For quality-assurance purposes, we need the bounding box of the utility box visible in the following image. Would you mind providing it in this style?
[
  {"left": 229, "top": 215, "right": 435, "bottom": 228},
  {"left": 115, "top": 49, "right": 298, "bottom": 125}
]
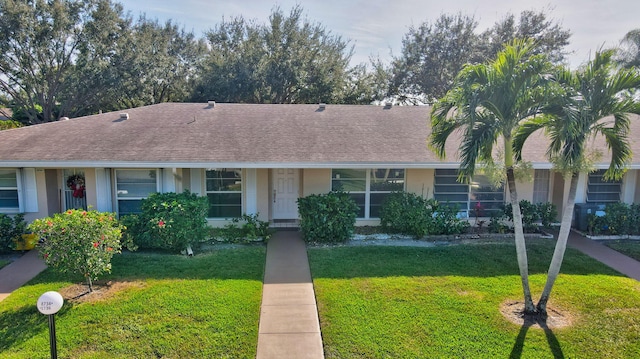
[{"left": 573, "top": 203, "right": 604, "bottom": 231}]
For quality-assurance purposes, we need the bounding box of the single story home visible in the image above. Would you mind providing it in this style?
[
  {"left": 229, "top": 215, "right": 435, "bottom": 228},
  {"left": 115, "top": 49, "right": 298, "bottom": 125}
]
[{"left": 1, "top": 102, "right": 639, "bottom": 228}]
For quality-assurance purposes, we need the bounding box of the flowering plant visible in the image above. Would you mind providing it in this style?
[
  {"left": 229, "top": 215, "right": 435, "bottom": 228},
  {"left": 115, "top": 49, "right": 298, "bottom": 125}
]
[
  {"left": 66, "top": 174, "right": 86, "bottom": 198},
  {"left": 29, "top": 209, "right": 126, "bottom": 292}
]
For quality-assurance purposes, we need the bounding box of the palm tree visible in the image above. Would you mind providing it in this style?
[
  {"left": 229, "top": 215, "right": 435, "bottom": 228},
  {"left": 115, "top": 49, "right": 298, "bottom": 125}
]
[
  {"left": 514, "top": 49, "right": 640, "bottom": 316},
  {"left": 430, "top": 39, "right": 553, "bottom": 314}
]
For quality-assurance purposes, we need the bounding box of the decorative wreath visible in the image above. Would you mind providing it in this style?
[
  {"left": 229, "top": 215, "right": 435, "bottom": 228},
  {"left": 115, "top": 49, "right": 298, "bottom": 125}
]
[{"left": 66, "top": 174, "right": 86, "bottom": 198}]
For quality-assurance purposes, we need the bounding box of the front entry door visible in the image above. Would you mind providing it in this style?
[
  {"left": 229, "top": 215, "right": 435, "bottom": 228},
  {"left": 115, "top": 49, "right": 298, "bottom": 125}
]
[{"left": 272, "top": 169, "right": 299, "bottom": 219}]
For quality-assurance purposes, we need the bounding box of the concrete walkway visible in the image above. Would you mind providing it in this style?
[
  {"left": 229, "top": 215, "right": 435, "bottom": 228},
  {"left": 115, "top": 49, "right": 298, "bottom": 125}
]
[
  {"left": 256, "top": 231, "right": 324, "bottom": 359},
  {"left": 567, "top": 230, "right": 640, "bottom": 281},
  {"left": 0, "top": 250, "right": 47, "bottom": 302}
]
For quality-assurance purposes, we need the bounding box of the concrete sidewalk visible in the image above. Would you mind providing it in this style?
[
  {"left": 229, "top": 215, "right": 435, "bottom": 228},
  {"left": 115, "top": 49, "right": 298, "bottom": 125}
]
[
  {"left": 256, "top": 231, "right": 324, "bottom": 359},
  {"left": 0, "top": 250, "right": 47, "bottom": 302},
  {"left": 567, "top": 230, "right": 640, "bottom": 281}
]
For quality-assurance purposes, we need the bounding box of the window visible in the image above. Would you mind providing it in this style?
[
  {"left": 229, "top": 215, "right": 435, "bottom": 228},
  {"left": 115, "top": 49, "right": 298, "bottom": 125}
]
[
  {"left": 532, "top": 169, "right": 550, "bottom": 204},
  {"left": 470, "top": 175, "right": 504, "bottom": 217},
  {"left": 206, "top": 169, "right": 242, "bottom": 218},
  {"left": 587, "top": 169, "right": 621, "bottom": 204},
  {"left": 0, "top": 169, "right": 19, "bottom": 211},
  {"left": 434, "top": 169, "right": 469, "bottom": 215},
  {"left": 434, "top": 169, "right": 504, "bottom": 217},
  {"left": 331, "top": 169, "right": 405, "bottom": 218},
  {"left": 115, "top": 169, "right": 158, "bottom": 216}
]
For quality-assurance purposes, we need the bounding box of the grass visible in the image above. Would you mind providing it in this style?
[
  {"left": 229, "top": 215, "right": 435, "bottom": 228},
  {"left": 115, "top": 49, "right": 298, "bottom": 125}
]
[
  {"left": 0, "top": 247, "right": 265, "bottom": 359},
  {"left": 0, "top": 258, "right": 10, "bottom": 270},
  {"left": 605, "top": 240, "right": 640, "bottom": 261},
  {"left": 309, "top": 240, "right": 640, "bottom": 359}
]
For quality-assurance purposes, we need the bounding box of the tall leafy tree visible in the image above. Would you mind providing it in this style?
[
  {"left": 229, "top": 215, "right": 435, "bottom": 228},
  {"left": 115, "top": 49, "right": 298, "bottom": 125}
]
[
  {"left": 0, "top": 0, "right": 128, "bottom": 123},
  {"left": 193, "top": 6, "right": 365, "bottom": 104},
  {"left": 430, "top": 40, "right": 553, "bottom": 314},
  {"left": 514, "top": 50, "right": 640, "bottom": 316},
  {"left": 389, "top": 13, "right": 479, "bottom": 104},
  {"left": 390, "top": 9, "right": 570, "bottom": 104},
  {"left": 113, "top": 17, "right": 207, "bottom": 109},
  {"left": 477, "top": 10, "right": 571, "bottom": 63},
  {"left": 616, "top": 28, "right": 640, "bottom": 69}
]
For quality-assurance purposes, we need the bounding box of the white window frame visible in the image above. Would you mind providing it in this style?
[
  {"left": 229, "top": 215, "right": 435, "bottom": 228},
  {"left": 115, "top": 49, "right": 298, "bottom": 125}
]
[
  {"left": 332, "top": 168, "right": 406, "bottom": 219},
  {"left": 205, "top": 168, "right": 243, "bottom": 219},
  {"left": 114, "top": 169, "right": 160, "bottom": 215},
  {"left": 0, "top": 169, "right": 20, "bottom": 213}
]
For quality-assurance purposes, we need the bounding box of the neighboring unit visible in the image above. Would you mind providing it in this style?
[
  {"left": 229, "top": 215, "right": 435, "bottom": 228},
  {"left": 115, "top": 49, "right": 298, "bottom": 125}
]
[{"left": 1, "top": 103, "right": 639, "bottom": 227}]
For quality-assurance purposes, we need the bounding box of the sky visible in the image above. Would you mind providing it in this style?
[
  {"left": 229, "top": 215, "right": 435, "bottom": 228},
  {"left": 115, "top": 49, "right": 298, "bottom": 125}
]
[{"left": 117, "top": 0, "right": 639, "bottom": 68}]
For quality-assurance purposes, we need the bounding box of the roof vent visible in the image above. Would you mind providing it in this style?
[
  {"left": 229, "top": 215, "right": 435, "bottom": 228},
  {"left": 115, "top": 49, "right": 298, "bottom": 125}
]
[
  {"left": 119, "top": 113, "right": 129, "bottom": 120},
  {"left": 384, "top": 102, "right": 393, "bottom": 109},
  {"left": 208, "top": 100, "right": 216, "bottom": 107},
  {"left": 59, "top": 117, "right": 69, "bottom": 121},
  {"left": 318, "top": 103, "right": 326, "bottom": 110}
]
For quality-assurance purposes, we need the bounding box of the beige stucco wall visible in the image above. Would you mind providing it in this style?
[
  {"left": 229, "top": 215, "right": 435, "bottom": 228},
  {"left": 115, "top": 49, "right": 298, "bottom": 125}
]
[
  {"left": 83, "top": 168, "right": 98, "bottom": 210},
  {"left": 302, "top": 168, "right": 331, "bottom": 196},
  {"left": 515, "top": 170, "right": 535, "bottom": 203},
  {"left": 256, "top": 168, "right": 270, "bottom": 221},
  {"left": 406, "top": 169, "right": 434, "bottom": 198},
  {"left": 181, "top": 168, "right": 191, "bottom": 192},
  {"left": 44, "top": 169, "right": 59, "bottom": 216}
]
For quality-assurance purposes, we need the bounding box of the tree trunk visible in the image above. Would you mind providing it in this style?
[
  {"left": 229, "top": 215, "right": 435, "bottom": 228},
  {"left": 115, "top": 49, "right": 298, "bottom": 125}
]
[
  {"left": 506, "top": 167, "right": 537, "bottom": 314},
  {"left": 87, "top": 275, "right": 94, "bottom": 293},
  {"left": 537, "top": 172, "right": 578, "bottom": 315}
]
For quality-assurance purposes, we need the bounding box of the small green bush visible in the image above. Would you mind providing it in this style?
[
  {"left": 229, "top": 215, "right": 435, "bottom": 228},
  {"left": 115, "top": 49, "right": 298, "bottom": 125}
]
[
  {"left": 297, "top": 191, "right": 358, "bottom": 243},
  {"left": 536, "top": 202, "right": 558, "bottom": 227},
  {"left": 586, "top": 203, "right": 640, "bottom": 236},
  {"left": 601, "top": 202, "right": 629, "bottom": 235},
  {"left": 503, "top": 200, "right": 538, "bottom": 232},
  {"left": 0, "top": 213, "right": 26, "bottom": 253},
  {"left": 123, "top": 191, "right": 209, "bottom": 251},
  {"left": 211, "top": 213, "right": 272, "bottom": 243},
  {"left": 629, "top": 204, "right": 640, "bottom": 235},
  {"left": 503, "top": 200, "right": 557, "bottom": 233},
  {"left": 488, "top": 209, "right": 509, "bottom": 233},
  {"left": 380, "top": 192, "right": 468, "bottom": 237},
  {"left": 29, "top": 210, "right": 125, "bottom": 291}
]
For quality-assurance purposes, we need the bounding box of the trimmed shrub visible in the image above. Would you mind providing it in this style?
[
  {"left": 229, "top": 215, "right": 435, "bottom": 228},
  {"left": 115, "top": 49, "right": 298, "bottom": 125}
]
[
  {"left": 536, "top": 202, "right": 558, "bottom": 228},
  {"left": 29, "top": 210, "right": 125, "bottom": 291},
  {"left": 0, "top": 213, "right": 27, "bottom": 253},
  {"left": 503, "top": 200, "right": 538, "bottom": 232},
  {"left": 601, "top": 202, "right": 629, "bottom": 235},
  {"left": 380, "top": 192, "right": 468, "bottom": 237},
  {"left": 123, "top": 191, "right": 209, "bottom": 251},
  {"left": 629, "top": 204, "right": 640, "bottom": 235},
  {"left": 297, "top": 191, "right": 358, "bottom": 243},
  {"left": 503, "top": 200, "right": 557, "bottom": 232},
  {"left": 211, "top": 213, "right": 273, "bottom": 243}
]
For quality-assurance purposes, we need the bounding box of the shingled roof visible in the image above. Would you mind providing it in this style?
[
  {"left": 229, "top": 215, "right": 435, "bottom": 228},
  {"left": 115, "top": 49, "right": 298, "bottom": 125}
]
[{"left": 0, "top": 102, "right": 638, "bottom": 168}]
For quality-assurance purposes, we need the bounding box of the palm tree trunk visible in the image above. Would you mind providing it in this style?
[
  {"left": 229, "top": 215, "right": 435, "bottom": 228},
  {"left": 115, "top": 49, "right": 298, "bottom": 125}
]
[
  {"left": 506, "top": 167, "right": 536, "bottom": 314},
  {"left": 537, "top": 172, "right": 578, "bottom": 315}
]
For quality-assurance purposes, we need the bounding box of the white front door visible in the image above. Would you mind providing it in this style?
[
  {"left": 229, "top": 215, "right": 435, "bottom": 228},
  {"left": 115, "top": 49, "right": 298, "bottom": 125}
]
[{"left": 272, "top": 169, "right": 299, "bottom": 219}]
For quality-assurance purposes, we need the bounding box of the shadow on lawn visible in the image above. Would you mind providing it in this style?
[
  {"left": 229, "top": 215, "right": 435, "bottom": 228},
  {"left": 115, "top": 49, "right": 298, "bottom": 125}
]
[
  {"left": 510, "top": 319, "right": 565, "bottom": 359},
  {"left": 0, "top": 303, "right": 72, "bottom": 352},
  {"left": 308, "top": 241, "right": 622, "bottom": 279}
]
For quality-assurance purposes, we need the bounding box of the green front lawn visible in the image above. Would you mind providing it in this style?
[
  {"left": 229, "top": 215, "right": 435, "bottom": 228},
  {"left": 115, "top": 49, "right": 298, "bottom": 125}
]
[
  {"left": 605, "top": 240, "right": 640, "bottom": 261},
  {"left": 0, "top": 259, "right": 10, "bottom": 270},
  {"left": 309, "top": 241, "right": 640, "bottom": 358},
  {"left": 0, "top": 247, "right": 265, "bottom": 359}
]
